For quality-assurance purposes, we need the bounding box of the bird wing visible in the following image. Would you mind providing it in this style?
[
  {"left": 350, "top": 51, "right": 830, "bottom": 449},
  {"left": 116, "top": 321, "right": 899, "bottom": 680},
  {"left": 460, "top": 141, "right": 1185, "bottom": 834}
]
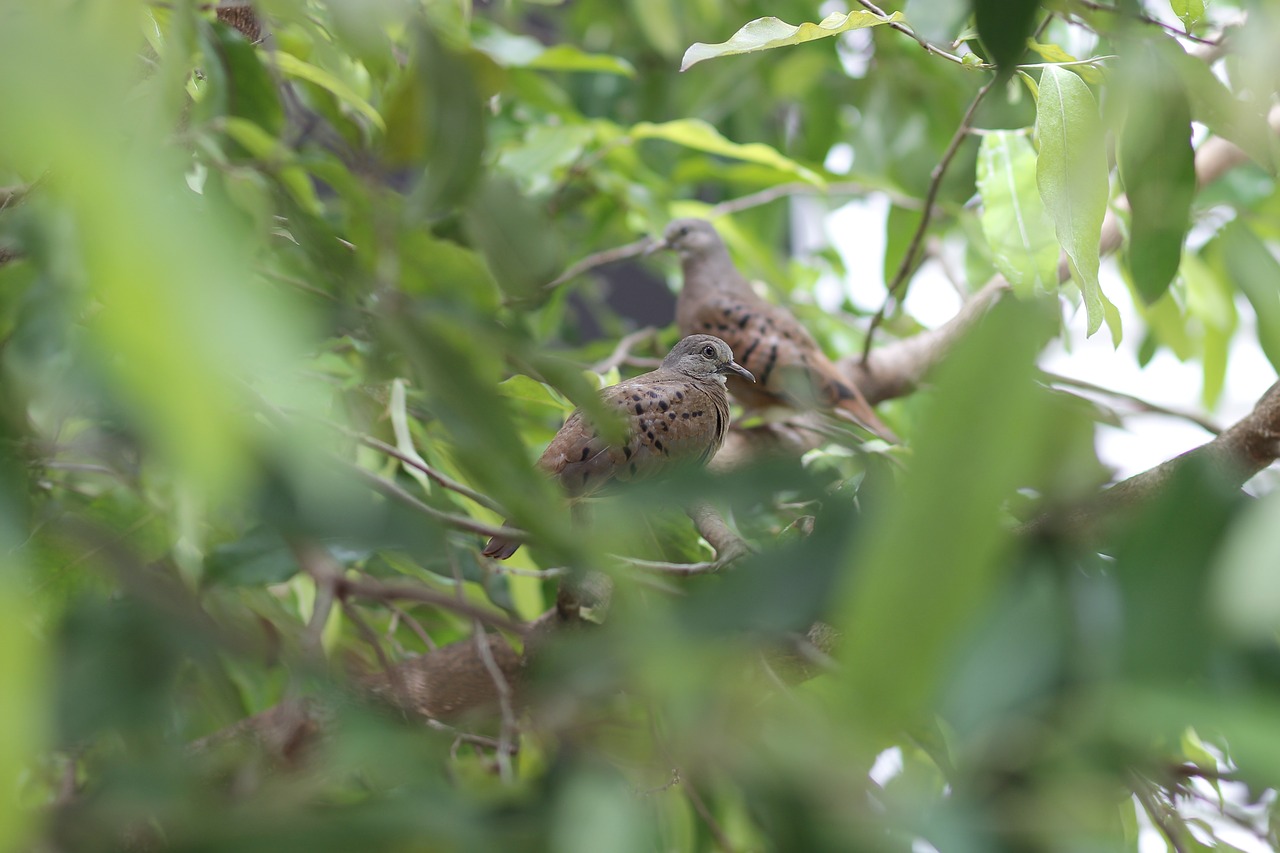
[
  {"left": 537, "top": 374, "right": 729, "bottom": 497},
  {"left": 685, "top": 291, "right": 897, "bottom": 442}
]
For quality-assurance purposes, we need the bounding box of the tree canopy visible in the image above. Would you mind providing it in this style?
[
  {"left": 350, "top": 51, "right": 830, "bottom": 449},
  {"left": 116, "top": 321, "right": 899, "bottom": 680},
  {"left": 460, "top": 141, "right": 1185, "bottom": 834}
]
[{"left": 3, "top": 1, "right": 1280, "bottom": 851}]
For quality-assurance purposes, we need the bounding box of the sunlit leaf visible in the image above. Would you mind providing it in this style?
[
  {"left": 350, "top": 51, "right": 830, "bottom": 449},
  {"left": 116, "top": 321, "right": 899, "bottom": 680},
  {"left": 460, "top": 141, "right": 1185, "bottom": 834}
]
[
  {"left": 680, "top": 10, "right": 904, "bottom": 72},
  {"left": 1211, "top": 221, "right": 1280, "bottom": 374},
  {"left": 1035, "top": 66, "right": 1110, "bottom": 336},
  {"left": 976, "top": 130, "right": 1059, "bottom": 296},
  {"left": 273, "top": 52, "right": 385, "bottom": 131},
  {"left": 631, "top": 119, "right": 824, "bottom": 185}
]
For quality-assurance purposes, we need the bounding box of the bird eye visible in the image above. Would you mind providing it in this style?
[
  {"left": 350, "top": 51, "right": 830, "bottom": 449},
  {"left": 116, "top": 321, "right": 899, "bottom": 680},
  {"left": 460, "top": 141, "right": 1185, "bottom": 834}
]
[
  {"left": 677, "top": 226, "right": 690, "bottom": 237},
  {"left": 702, "top": 345, "right": 716, "bottom": 358}
]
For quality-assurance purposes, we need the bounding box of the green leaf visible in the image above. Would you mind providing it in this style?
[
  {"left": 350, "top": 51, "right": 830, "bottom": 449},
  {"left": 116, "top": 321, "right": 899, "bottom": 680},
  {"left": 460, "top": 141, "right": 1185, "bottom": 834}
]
[
  {"left": 882, "top": 204, "right": 924, "bottom": 290},
  {"left": 631, "top": 119, "right": 824, "bottom": 185},
  {"left": 1170, "top": 0, "right": 1204, "bottom": 29},
  {"left": 463, "top": 176, "right": 564, "bottom": 301},
  {"left": 837, "top": 299, "right": 1073, "bottom": 729},
  {"left": 680, "top": 10, "right": 904, "bottom": 72},
  {"left": 0, "top": 577, "right": 44, "bottom": 853},
  {"left": 204, "top": 527, "right": 299, "bottom": 586},
  {"left": 473, "top": 29, "right": 635, "bottom": 77},
  {"left": 1025, "top": 39, "right": 1103, "bottom": 85},
  {"left": 1035, "top": 65, "right": 1110, "bottom": 336},
  {"left": 976, "top": 130, "right": 1059, "bottom": 296},
  {"left": 1211, "top": 221, "right": 1280, "bottom": 373},
  {"left": 972, "top": 0, "right": 1039, "bottom": 75},
  {"left": 1164, "top": 41, "right": 1274, "bottom": 171},
  {"left": 272, "top": 51, "right": 384, "bottom": 131},
  {"left": 1181, "top": 251, "right": 1236, "bottom": 408},
  {"left": 1118, "top": 44, "right": 1195, "bottom": 304},
  {"left": 497, "top": 374, "right": 574, "bottom": 413},
  {"left": 196, "top": 21, "right": 283, "bottom": 135}
]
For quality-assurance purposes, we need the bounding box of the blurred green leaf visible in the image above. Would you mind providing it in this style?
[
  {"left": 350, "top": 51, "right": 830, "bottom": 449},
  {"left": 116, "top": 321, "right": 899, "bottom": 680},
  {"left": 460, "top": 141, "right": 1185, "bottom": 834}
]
[
  {"left": 195, "top": 21, "right": 283, "bottom": 136},
  {"left": 204, "top": 527, "right": 299, "bottom": 587},
  {"left": 1117, "top": 43, "right": 1195, "bottom": 304},
  {"left": 463, "top": 176, "right": 564, "bottom": 301},
  {"left": 837, "top": 299, "right": 1066, "bottom": 728},
  {"left": 0, "top": 576, "right": 44, "bottom": 853},
  {"left": 273, "top": 52, "right": 385, "bottom": 131},
  {"left": 1166, "top": 41, "right": 1275, "bottom": 171},
  {"left": 1036, "top": 65, "right": 1111, "bottom": 336},
  {"left": 680, "top": 10, "right": 904, "bottom": 72},
  {"left": 1211, "top": 221, "right": 1280, "bottom": 374},
  {"left": 1170, "top": 0, "right": 1204, "bottom": 30},
  {"left": 976, "top": 130, "right": 1059, "bottom": 296},
  {"left": 972, "top": 0, "right": 1040, "bottom": 75}
]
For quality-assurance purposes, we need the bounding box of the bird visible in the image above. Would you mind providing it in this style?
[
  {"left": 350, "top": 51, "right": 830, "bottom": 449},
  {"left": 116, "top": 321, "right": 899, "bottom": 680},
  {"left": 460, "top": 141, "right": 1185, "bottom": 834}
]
[
  {"left": 482, "top": 334, "right": 754, "bottom": 559},
  {"left": 652, "top": 218, "right": 898, "bottom": 443}
]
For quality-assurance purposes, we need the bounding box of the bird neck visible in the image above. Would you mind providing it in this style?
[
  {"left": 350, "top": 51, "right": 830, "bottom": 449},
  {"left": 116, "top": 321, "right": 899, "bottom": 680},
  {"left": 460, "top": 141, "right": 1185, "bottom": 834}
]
[{"left": 680, "top": 245, "right": 750, "bottom": 296}]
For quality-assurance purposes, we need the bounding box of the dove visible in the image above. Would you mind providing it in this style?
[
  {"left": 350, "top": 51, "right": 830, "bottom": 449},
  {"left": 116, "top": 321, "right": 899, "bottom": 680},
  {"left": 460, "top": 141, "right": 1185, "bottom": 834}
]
[
  {"left": 483, "top": 334, "right": 753, "bottom": 559},
  {"left": 654, "top": 218, "right": 897, "bottom": 443}
]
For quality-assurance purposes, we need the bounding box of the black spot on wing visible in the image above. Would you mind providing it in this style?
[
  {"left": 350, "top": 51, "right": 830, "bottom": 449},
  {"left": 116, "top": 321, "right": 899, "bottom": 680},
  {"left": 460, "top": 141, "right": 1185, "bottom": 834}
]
[
  {"left": 739, "top": 338, "right": 760, "bottom": 366},
  {"left": 737, "top": 314, "right": 751, "bottom": 329},
  {"left": 635, "top": 403, "right": 643, "bottom": 414},
  {"left": 760, "top": 344, "right": 779, "bottom": 386}
]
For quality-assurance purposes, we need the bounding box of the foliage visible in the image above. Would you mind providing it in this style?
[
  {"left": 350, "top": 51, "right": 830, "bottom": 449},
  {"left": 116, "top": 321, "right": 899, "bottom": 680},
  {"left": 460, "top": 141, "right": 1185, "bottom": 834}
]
[{"left": 1, "top": 0, "right": 1278, "bottom": 851}]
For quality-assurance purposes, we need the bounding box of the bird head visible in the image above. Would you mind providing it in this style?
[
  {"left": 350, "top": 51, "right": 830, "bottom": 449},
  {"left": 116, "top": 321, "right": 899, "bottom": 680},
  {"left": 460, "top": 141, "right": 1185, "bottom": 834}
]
[
  {"left": 663, "top": 334, "right": 755, "bottom": 384},
  {"left": 646, "top": 218, "right": 723, "bottom": 258}
]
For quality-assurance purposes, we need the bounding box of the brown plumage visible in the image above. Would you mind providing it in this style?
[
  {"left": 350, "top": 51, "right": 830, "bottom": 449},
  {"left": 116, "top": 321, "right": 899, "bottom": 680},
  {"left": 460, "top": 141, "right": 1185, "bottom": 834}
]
[
  {"left": 482, "top": 334, "right": 754, "bottom": 559},
  {"left": 655, "top": 218, "right": 898, "bottom": 443}
]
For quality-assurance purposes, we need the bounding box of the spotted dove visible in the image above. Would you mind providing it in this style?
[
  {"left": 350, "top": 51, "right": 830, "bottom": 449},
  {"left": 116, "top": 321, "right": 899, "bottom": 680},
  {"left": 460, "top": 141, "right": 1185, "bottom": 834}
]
[
  {"left": 654, "top": 218, "right": 898, "bottom": 443},
  {"left": 482, "top": 334, "right": 754, "bottom": 559}
]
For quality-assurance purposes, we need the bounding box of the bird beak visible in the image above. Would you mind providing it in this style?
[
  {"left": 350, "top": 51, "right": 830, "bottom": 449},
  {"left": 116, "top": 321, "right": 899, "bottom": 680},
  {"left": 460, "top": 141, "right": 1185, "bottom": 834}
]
[
  {"left": 642, "top": 236, "right": 669, "bottom": 257},
  {"left": 721, "top": 360, "right": 755, "bottom": 383}
]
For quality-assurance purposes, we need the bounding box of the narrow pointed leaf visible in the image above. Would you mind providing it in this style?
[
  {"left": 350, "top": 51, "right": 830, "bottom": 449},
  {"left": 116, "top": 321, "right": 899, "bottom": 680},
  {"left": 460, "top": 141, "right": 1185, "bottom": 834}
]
[
  {"left": 972, "top": 0, "right": 1040, "bottom": 74},
  {"left": 1035, "top": 65, "right": 1110, "bottom": 335},
  {"left": 680, "top": 11, "right": 903, "bottom": 72},
  {"left": 1118, "top": 44, "right": 1195, "bottom": 303},
  {"left": 631, "top": 119, "right": 824, "bottom": 185}
]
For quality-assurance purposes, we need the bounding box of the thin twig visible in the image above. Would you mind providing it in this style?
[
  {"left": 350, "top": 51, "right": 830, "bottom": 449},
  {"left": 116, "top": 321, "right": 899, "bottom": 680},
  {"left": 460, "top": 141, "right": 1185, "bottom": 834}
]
[
  {"left": 861, "top": 75, "right": 997, "bottom": 363},
  {"left": 342, "top": 459, "right": 525, "bottom": 542},
  {"left": 852, "top": 0, "right": 979, "bottom": 66},
  {"left": 353, "top": 431, "right": 503, "bottom": 513},
  {"left": 546, "top": 182, "right": 925, "bottom": 291},
  {"left": 592, "top": 327, "right": 660, "bottom": 374},
  {"left": 341, "top": 595, "right": 411, "bottom": 709},
  {"left": 1042, "top": 371, "right": 1222, "bottom": 434},
  {"left": 388, "top": 602, "right": 438, "bottom": 651},
  {"left": 473, "top": 621, "right": 518, "bottom": 782},
  {"left": 485, "top": 562, "right": 567, "bottom": 579},
  {"left": 339, "top": 575, "right": 526, "bottom": 635},
  {"left": 1069, "top": 0, "right": 1225, "bottom": 47},
  {"left": 424, "top": 718, "right": 516, "bottom": 754}
]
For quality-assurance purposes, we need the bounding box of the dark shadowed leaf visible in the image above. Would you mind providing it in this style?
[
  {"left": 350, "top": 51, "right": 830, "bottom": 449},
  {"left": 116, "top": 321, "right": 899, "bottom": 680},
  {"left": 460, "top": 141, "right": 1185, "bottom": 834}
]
[
  {"left": 1118, "top": 41, "right": 1195, "bottom": 303},
  {"left": 972, "top": 0, "right": 1040, "bottom": 75}
]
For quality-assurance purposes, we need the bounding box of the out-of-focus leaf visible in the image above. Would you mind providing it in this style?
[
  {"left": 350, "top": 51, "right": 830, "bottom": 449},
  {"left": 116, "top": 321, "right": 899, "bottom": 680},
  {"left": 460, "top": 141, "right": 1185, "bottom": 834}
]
[
  {"left": 497, "top": 374, "right": 574, "bottom": 414},
  {"left": 1166, "top": 41, "right": 1275, "bottom": 171},
  {"left": 272, "top": 51, "right": 385, "bottom": 131},
  {"left": 398, "top": 28, "right": 488, "bottom": 215},
  {"left": 1036, "top": 66, "right": 1111, "bottom": 336},
  {"left": 837, "top": 300, "right": 1073, "bottom": 728},
  {"left": 195, "top": 21, "right": 283, "bottom": 135},
  {"left": 1211, "top": 221, "right": 1280, "bottom": 373},
  {"left": 1170, "top": 0, "right": 1204, "bottom": 30},
  {"left": 680, "top": 10, "right": 904, "bottom": 72},
  {"left": 627, "top": 0, "right": 683, "bottom": 58},
  {"left": 972, "top": 0, "right": 1039, "bottom": 75},
  {"left": 631, "top": 119, "right": 824, "bottom": 185},
  {"left": 204, "top": 527, "right": 299, "bottom": 587},
  {"left": 1117, "top": 42, "right": 1195, "bottom": 303},
  {"left": 463, "top": 177, "right": 564, "bottom": 301},
  {"left": 1212, "top": 489, "right": 1280, "bottom": 643},
  {"left": 976, "top": 130, "right": 1059, "bottom": 296},
  {"left": 474, "top": 29, "right": 635, "bottom": 76},
  {"left": 1181, "top": 249, "right": 1236, "bottom": 407},
  {"left": 0, "top": 576, "right": 43, "bottom": 853},
  {"left": 882, "top": 204, "right": 924, "bottom": 292},
  {"left": 497, "top": 124, "right": 596, "bottom": 194}
]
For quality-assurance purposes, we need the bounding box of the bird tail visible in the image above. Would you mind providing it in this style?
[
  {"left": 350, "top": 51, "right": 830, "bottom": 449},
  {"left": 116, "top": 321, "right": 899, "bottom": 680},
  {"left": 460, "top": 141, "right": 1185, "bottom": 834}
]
[
  {"left": 482, "top": 528, "right": 521, "bottom": 560},
  {"left": 831, "top": 383, "right": 899, "bottom": 444}
]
